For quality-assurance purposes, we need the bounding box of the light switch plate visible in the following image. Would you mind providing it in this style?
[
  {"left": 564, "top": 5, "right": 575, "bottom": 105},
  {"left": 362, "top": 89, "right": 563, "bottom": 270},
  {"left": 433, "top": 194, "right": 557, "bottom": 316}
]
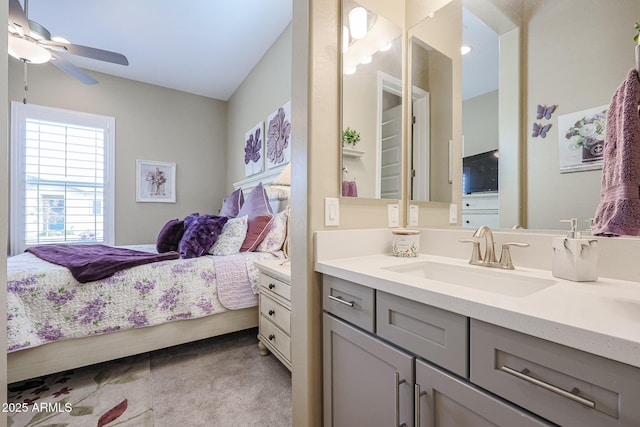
[
  {"left": 409, "top": 205, "right": 419, "bottom": 226},
  {"left": 325, "top": 197, "right": 339, "bottom": 226},
  {"left": 388, "top": 204, "right": 399, "bottom": 228},
  {"left": 449, "top": 203, "right": 458, "bottom": 224}
]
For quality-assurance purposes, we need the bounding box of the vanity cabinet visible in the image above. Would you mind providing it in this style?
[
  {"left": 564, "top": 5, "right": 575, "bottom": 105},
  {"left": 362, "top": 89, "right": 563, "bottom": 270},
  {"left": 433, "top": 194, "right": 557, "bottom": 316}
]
[
  {"left": 461, "top": 193, "right": 499, "bottom": 228},
  {"left": 322, "top": 276, "right": 552, "bottom": 427}
]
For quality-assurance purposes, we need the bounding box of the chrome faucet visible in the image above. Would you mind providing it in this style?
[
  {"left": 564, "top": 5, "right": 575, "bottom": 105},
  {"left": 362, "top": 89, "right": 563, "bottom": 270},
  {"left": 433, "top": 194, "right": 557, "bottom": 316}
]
[{"left": 459, "top": 225, "right": 529, "bottom": 270}]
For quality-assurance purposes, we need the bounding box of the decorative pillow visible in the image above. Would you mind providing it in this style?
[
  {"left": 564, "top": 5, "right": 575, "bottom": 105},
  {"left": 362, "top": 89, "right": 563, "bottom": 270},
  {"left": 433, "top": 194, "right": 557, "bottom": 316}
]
[
  {"left": 156, "top": 219, "right": 185, "bottom": 253},
  {"left": 219, "top": 188, "right": 244, "bottom": 217},
  {"left": 209, "top": 215, "right": 249, "bottom": 256},
  {"left": 179, "top": 214, "right": 229, "bottom": 258},
  {"left": 256, "top": 209, "right": 288, "bottom": 252},
  {"left": 238, "top": 182, "right": 274, "bottom": 252}
]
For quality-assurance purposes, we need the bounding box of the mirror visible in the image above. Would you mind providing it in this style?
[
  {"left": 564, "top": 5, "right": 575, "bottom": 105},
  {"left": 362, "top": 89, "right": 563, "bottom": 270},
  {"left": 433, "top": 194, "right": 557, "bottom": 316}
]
[
  {"left": 408, "top": 11, "right": 455, "bottom": 203},
  {"left": 461, "top": 0, "right": 640, "bottom": 230},
  {"left": 341, "top": 0, "right": 403, "bottom": 199}
]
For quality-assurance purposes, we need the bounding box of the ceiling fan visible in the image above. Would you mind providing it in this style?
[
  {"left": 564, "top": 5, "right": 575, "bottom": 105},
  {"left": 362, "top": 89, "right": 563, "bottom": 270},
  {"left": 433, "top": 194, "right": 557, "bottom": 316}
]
[{"left": 7, "top": 0, "right": 129, "bottom": 85}]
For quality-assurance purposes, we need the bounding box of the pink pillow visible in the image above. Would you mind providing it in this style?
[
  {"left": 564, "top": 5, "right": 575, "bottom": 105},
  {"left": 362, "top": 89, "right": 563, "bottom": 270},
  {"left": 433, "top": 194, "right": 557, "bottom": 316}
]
[
  {"left": 238, "top": 182, "right": 274, "bottom": 252},
  {"left": 219, "top": 188, "right": 244, "bottom": 217}
]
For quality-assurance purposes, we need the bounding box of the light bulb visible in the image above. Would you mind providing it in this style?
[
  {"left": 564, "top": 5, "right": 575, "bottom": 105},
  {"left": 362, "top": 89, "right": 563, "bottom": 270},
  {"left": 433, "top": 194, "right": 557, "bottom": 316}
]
[{"left": 349, "top": 7, "right": 367, "bottom": 40}]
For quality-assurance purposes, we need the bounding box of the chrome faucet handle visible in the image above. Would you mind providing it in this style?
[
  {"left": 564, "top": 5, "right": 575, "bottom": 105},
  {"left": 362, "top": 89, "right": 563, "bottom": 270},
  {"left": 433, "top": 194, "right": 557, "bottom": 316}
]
[
  {"left": 498, "top": 242, "right": 529, "bottom": 270},
  {"left": 459, "top": 239, "right": 482, "bottom": 264}
]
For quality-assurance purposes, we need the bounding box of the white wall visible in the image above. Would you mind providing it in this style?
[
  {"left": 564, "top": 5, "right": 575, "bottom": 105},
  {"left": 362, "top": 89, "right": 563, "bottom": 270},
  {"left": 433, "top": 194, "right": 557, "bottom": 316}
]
[
  {"left": 226, "top": 24, "right": 293, "bottom": 189},
  {"left": 8, "top": 59, "right": 227, "bottom": 246}
]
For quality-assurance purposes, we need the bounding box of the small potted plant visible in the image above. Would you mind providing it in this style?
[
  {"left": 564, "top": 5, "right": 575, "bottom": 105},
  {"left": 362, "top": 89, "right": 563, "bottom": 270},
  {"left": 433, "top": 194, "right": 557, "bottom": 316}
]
[{"left": 342, "top": 127, "right": 360, "bottom": 147}]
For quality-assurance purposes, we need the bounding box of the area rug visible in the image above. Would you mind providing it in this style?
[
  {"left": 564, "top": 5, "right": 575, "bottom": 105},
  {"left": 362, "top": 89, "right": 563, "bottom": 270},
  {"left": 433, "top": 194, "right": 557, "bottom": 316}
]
[{"left": 7, "top": 353, "right": 153, "bottom": 427}]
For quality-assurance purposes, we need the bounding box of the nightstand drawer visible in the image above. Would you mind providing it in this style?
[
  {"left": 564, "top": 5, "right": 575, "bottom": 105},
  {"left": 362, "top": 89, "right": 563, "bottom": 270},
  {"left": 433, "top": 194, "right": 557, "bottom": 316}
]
[
  {"left": 259, "top": 272, "right": 290, "bottom": 301},
  {"left": 260, "top": 315, "right": 291, "bottom": 361},
  {"left": 260, "top": 292, "right": 290, "bottom": 334},
  {"left": 322, "top": 275, "right": 375, "bottom": 333},
  {"left": 471, "top": 319, "right": 640, "bottom": 426}
]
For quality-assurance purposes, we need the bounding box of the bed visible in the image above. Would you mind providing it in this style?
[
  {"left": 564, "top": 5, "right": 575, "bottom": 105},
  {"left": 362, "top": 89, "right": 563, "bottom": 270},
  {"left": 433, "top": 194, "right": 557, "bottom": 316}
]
[{"left": 7, "top": 179, "right": 290, "bottom": 384}]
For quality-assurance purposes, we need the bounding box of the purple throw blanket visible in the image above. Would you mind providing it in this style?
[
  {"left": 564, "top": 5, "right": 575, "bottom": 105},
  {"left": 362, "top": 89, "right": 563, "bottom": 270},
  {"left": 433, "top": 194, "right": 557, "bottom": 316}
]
[{"left": 26, "top": 244, "right": 180, "bottom": 283}]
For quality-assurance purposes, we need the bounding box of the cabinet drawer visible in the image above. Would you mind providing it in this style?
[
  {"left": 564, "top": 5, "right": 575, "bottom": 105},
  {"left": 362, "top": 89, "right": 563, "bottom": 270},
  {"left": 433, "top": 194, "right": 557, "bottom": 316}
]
[
  {"left": 322, "top": 276, "right": 375, "bottom": 333},
  {"left": 471, "top": 320, "right": 640, "bottom": 426},
  {"left": 377, "top": 291, "right": 468, "bottom": 378},
  {"left": 260, "top": 315, "right": 291, "bottom": 361},
  {"left": 462, "top": 212, "right": 499, "bottom": 228},
  {"left": 260, "top": 272, "right": 290, "bottom": 301},
  {"left": 462, "top": 194, "right": 499, "bottom": 210},
  {"left": 260, "top": 293, "right": 290, "bottom": 334}
]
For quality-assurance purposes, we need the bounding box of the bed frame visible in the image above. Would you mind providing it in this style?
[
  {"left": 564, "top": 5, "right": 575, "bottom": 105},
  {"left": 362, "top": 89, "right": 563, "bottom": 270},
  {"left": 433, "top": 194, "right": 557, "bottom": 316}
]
[{"left": 8, "top": 306, "right": 258, "bottom": 383}]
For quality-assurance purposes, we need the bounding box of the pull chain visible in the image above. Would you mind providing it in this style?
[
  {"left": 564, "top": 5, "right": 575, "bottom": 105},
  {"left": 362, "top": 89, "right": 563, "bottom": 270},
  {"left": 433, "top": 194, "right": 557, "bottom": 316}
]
[{"left": 23, "top": 60, "right": 28, "bottom": 104}]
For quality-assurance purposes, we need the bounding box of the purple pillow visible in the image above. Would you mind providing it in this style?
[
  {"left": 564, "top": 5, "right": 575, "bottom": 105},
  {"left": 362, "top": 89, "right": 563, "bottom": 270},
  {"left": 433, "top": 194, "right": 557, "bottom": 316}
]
[
  {"left": 156, "top": 219, "right": 185, "bottom": 253},
  {"left": 179, "top": 215, "right": 229, "bottom": 259},
  {"left": 238, "top": 182, "right": 274, "bottom": 252},
  {"left": 219, "top": 188, "right": 244, "bottom": 217}
]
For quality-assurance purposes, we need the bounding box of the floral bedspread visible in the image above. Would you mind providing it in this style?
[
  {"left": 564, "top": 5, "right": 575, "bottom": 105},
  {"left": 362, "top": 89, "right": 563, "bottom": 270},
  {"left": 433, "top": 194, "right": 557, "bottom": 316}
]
[{"left": 7, "top": 245, "right": 283, "bottom": 352}]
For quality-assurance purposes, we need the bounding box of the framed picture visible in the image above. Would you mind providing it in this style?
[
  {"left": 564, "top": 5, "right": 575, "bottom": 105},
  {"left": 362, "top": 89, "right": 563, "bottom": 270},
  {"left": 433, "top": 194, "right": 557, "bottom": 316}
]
[
  {"left": 557, "top": 104, "right": 608, "bottom": 173},
  {"left": 136, "top": 160, "right": 176, "bottom": 203},
  {"left": 244, "top": 121, "right": 264, "bottom": 177},
  {"left": 266, "top": 100, "right": 292, "bottom": 169}
]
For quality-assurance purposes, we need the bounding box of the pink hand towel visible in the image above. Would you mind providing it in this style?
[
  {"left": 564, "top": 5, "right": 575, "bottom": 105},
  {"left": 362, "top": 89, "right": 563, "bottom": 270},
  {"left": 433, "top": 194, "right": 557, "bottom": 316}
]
[
  {"left": 342, "top": 180, "right": 358, "bottom": 197},
  {"left": 592, "top": 68, "right": 640, "bottom": 236}
]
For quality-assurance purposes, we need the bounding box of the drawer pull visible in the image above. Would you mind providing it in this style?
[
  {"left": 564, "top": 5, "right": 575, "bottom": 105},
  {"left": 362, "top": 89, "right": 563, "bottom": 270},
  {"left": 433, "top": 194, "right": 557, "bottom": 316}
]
[
  {"left": 500, "top": 365, "right": 596, "bottom": 409},
  {"left": 268, "top": 283, "right": 276, "bottom": 290},
  {"left": 395, "top": 372, "right": 407, "bottom": 427},
  {"left": 268, "top": 334, "right": 275, "bottom": 341},
  {"left": 328, "top": 294, "right": 355, "bottom": 307},
  {"left": 414, "top": 384, "right": 427, "bottom": 427},
  {"left": 268, "top": 309, "right": 275, "bottom": 316}
]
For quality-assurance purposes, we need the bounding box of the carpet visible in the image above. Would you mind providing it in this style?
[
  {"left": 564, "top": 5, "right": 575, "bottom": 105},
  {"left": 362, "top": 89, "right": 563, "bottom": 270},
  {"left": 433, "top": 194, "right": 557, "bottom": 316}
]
[
  {"left": 7, "top": 353, "right": 153, "bottom": 426},
  {"left": 7, "top": 328, "right": 292, "bottom": 426}
]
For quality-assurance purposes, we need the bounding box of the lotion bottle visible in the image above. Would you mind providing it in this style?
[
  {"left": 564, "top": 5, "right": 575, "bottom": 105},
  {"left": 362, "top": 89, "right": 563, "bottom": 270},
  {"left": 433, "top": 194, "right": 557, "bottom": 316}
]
[{"left": 551, "top": 218, "right": 598, "bottom": 281}]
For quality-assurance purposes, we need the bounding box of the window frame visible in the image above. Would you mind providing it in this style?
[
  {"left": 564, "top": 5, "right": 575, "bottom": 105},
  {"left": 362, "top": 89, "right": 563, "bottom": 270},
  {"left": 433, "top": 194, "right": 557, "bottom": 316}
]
[{"left": 10, "top": 102, "right": 115, "bottom": 255}]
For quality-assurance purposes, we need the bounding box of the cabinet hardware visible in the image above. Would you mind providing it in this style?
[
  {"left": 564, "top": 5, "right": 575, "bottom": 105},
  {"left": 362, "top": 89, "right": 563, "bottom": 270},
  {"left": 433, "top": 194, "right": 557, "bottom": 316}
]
[
  {"left": 268, "top": 309, "right": 275, "bottom": 316},
  {"left": 500, "top": 365, "right": 596, "bottom": 409},
  {"left": 328, "top": 294, "right": 355, "bottom": 307},
  {"left": 395, "top": 372, "right": 407, "bottom": 427},
  {"left": 268, "top": 334, "right": 275, "bottom": 341},
  {"left": 414, "top": 384, "right": 428, "bottom": 426},
  {"left": 268, "top": 283, "right": 276, "bottom": 290}
]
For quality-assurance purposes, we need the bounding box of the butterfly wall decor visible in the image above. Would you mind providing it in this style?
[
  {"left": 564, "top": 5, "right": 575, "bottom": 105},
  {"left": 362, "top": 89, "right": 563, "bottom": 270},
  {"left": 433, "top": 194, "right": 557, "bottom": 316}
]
[
  {"left": 532, "top": 123, "right": 552, "bottom": 138},
  {"left": 537, "top": 104, "right": 557, "bottom": 120}
]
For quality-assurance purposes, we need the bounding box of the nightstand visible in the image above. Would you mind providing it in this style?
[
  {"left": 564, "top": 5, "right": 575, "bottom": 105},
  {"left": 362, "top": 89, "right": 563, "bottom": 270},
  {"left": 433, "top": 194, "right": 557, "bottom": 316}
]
[{"left": 255, "top": 259, "right": 291, "bottom": 371}]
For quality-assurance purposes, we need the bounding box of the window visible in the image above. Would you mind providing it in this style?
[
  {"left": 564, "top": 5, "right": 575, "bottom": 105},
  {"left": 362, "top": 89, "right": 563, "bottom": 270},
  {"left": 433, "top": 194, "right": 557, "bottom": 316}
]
[{"left": 11, "top": 102, "right": 115, "bottom": 255}]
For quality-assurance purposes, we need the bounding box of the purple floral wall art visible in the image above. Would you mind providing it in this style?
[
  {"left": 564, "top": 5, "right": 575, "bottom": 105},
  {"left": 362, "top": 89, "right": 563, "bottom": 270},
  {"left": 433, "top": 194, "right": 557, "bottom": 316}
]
[
  {"left": 136, "top": 160, "right": 176, "bottom": 203},
  {"left": 244, "top": 122, "right": 264, "bottom": 177},
  {"left": 557, "top": 104, "right": 608, "bottom": 173},
  {"left": 266, "top": 101, "right": 291, "bottom": 169}
]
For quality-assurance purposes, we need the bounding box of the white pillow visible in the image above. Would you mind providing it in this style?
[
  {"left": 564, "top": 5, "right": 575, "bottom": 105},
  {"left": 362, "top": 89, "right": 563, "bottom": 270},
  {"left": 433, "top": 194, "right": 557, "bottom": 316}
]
[
  {"left": 256, "top": 209, "right": 288, "bottom": 252},
  {"left": 209, "top": 215, "right": 249, "bottom": 256}
]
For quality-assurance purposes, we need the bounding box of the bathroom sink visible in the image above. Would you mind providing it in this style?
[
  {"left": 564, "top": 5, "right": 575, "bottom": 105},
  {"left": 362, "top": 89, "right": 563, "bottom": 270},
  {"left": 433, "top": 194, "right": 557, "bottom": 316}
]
[{"left": 383, "top": 260, "right": 556, "bottom": 297}]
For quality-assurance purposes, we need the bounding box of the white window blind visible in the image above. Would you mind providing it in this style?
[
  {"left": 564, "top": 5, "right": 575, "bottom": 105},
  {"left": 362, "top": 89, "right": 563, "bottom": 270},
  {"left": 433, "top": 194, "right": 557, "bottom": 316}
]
[{"left": 11, "top": 102, "right": 115, "bottom": 255}]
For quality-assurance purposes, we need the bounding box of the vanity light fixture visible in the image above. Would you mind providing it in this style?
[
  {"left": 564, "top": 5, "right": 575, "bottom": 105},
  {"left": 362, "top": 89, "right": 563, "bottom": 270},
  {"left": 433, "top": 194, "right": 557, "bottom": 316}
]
[
  {"left": 461, "top": 45, "right": 472, "bottom": 55},
  {"left": 349, "top": 7, "right": 368, "bottom": 39},
  {"left": 360, "top": 55, "right": 372, "bottom": 64},
  {"left": 379, "top": 42, "right": 392, "bottom": 52}
]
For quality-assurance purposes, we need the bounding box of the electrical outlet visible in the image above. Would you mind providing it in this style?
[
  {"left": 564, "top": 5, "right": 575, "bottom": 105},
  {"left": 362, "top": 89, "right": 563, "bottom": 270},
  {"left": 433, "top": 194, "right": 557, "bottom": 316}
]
[
  {"left": 325, "top": 197, "right": 339, "bottom": 226},
  {"left": 388, "top": 204, "right": 399, "bottom": 228},
  {"left": 449, "top": 203, "right": 458, "bottom": 224},
  {"left": 409, "top": 205, "right": 419, "bottom": 227}
]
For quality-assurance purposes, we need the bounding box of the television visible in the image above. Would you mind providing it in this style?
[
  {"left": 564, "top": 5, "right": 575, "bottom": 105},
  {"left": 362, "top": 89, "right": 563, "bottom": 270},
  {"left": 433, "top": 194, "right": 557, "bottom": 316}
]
[{"left": 462, "top": 150, "right": 499, "bottom": 194}]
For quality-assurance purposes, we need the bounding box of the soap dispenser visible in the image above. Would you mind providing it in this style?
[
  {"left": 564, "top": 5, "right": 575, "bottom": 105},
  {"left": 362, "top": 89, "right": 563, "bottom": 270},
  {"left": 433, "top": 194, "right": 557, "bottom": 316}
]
[{"left": 551, "top": 218, "right": 598, "bottom": 281}]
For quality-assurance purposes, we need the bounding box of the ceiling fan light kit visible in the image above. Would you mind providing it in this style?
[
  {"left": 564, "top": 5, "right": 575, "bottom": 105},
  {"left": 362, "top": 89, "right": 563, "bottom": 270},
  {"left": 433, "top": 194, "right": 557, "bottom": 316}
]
[{"left": 7, "top": 0, "right": 128, "bottom": 84}]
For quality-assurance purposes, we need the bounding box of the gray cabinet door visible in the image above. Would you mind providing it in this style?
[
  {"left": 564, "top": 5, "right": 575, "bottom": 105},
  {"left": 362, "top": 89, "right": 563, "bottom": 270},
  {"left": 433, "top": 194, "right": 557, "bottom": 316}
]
[
  {"left": 324, "top": 313, "right": 414, "bottom": 427},
  {"left": 415, "top": 359, "right": 553, "bottom": 427}
]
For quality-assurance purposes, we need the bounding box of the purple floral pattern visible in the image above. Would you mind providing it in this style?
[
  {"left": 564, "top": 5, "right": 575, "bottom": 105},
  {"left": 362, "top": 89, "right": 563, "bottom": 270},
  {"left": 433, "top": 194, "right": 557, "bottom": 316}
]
[
  {"left": 7, "top": 245, "right": 284, "bottom": 352},
  {"left": 266, "top": 102, "right": 292, "bottom": 168},
  {"left": 245, "top": 122, "right": 264, "bottom": 177}
]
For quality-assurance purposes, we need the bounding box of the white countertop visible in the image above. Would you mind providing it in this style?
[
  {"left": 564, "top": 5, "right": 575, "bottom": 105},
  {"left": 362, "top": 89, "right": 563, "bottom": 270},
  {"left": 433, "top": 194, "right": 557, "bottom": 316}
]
[{"left": 316, "top": 253, "right": 640, "bottom": 369}]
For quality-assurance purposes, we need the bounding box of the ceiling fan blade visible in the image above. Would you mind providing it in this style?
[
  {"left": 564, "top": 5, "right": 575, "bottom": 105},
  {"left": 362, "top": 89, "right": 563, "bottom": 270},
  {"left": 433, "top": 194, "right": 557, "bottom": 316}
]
[
  {"left": 45, "top": 41, "right": 129, "bottom": 66},
  {"left": 8, "top": 0, "right": 30, "bottom": 35},
  {"left": 50, "top": 52, "right": 98, "bottom": 85}
]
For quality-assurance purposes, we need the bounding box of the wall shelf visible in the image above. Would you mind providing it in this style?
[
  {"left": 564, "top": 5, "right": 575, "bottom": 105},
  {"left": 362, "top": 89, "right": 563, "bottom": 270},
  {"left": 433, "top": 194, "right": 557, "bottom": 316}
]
[{"left": 342, "top": 147, "right": 365, "bottom": 158}]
